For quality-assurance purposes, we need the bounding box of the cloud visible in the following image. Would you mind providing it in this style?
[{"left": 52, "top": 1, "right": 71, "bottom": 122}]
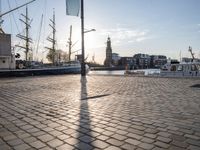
[
  {"left": 128, "top": 40, "right": 135, "bottom": 43},
  {"left": 136, "top": 37, "right": 147, "bottom": 42},
  {"left": 99, "top": 26, "right": 151, "bottom": 46}
]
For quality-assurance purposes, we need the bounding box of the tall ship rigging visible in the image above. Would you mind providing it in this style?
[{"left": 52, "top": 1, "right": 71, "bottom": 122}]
[
  {"left": 0, "top": 0, "right": 89, "bottom": 77},
  {"left": 0, "top": 0, "right": 35, "bottom": 70}
]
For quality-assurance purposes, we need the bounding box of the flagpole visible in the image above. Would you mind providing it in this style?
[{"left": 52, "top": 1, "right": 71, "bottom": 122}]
[{"left": 81, "top": 0, "right": 85, "bottom": 76}]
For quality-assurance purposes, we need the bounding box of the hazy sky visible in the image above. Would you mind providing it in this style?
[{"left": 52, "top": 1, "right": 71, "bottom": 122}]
[{"left": 1, "top": 0, "right": 200, "bottom": 63}]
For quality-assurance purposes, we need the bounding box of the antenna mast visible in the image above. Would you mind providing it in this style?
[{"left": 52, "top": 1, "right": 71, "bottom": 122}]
[{"left": 16, "top": 6, "right": 32, "bottom": 61}]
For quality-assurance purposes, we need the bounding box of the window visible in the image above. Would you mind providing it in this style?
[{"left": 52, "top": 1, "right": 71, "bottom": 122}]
[
  {"left": 2, "top": 60, "right": 5, "bottom": 63},
  {"left": 170, "top": 65, "right": 176, "bottom": 71},
  {"left": 191, "top": 65, "right": 197, "bottom": 71},
  {"left": 177, "top": 65, "right": 183, "bottom": 71},
  {"left": 197, "top": 65, "right": 200, "bottom": 71}
]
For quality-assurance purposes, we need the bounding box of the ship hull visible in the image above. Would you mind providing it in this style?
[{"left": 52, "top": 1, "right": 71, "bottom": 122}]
[{"left": 0, "top": 66, "right": 82, "bottom": 77}]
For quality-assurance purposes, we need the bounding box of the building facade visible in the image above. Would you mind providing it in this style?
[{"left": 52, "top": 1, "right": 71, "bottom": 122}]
[
  {"left": 118, "top": 57, "right": 136, "bottom": 69},
  {"left": 150, "top": 55, "right": 167, "bottom": 68},
  {"left": 104, "top": 37, "right": 112, "bottom": 67},
  {"left": 132, "top": 54, "right": 167, "bottom": 69},
  {"left": 112, "top": 53, "right": 121, "bottom": 66},
  {"left": 133, "top": 53, "right": 151, "bottom": 69}
]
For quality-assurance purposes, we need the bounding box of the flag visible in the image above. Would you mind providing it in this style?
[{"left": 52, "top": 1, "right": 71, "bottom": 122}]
[{"left": 66, "top": 0, "right": 80, "bottom": 16}]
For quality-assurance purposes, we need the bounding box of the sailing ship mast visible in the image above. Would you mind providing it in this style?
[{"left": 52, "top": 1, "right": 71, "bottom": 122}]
[
  {"left": 45, "top": 9, "right": 56, "bottom": 64},
  {"left": 0, "top": 0, "right": 36, "bottom": 34},
  {"left": 16, "top": 6, "right": 32, "bottom": 61},
  {"left": 0, "top": 0, "right": 4, "bottom": 33},
  {"left": 68, "top": 25, "right": 72, "bottom": 62}
]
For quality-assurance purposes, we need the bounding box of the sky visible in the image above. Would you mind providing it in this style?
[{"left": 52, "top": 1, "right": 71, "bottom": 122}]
[{"left": 1, "top": 0, "right": 200, "bottom": 64}]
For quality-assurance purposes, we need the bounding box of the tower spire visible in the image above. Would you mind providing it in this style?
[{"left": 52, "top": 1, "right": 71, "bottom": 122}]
[{"left": 104, "top": 37, "right": 112, "bottom": 67}]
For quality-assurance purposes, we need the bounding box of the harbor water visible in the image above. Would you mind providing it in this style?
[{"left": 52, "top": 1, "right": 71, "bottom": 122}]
[{"left": 89, "top": 69, "right": 160, "bottom": 75}]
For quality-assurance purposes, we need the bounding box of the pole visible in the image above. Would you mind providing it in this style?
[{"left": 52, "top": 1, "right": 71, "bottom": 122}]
[
  {"left": 0, "top": 0, "right": 2, "bottom": 25},
  {"left": 25, "top": 6, "right": 29, "bottom": 61},
  {"left": 69, "top": 25, "right": 72, "bottom": 62},
  {"left": 53, "top": 9, "right": 55, "bottom": 64},
  {"left": 81, "top": 0, "right": 85, "bottom": 76}
]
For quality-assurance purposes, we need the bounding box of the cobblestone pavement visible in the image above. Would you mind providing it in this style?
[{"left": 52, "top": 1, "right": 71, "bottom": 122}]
[{"left": 0, "top": 75, "right": 200, "bottom": 150}]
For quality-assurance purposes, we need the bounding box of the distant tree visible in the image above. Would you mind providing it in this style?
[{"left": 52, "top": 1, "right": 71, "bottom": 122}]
[
  {"left": 61, "top": 52, "right": 69, "bottom": 62},
  {"left": 46, "top": 50, "right": 55, "bottom": 64}
]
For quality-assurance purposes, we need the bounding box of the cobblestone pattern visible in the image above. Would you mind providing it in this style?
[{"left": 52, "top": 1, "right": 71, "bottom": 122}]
[{"left": 0, "top": 75, "right": 200, "bottom": 150}]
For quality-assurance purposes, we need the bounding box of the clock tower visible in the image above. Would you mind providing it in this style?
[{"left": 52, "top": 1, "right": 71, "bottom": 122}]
[{"left": 104, "top": 37, "right": 112, "bottom": 67}]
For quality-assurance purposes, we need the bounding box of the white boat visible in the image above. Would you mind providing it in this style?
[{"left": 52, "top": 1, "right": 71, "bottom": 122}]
[
  {"left": 160, "top": 47, "right": 200, "bottom": 77},
  {"left": 160, "top": 61, "right": 200, "bottom": 77}
]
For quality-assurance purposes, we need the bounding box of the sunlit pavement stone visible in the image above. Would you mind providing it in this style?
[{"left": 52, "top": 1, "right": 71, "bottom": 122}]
[{"left": 0, "top": 75, "right": 200, "bottom": 150}]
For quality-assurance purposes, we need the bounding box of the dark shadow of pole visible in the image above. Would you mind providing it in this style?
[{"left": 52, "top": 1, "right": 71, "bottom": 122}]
[{"left": 76, "top": 76, "right": 94, "bottom": 150}]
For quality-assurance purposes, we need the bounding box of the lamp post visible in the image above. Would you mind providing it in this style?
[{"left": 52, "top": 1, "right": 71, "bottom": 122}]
[
  {"left": 80, "top": 28, "right": 96, "bottom": 75},
  {"left": 81, "top": 0, "right": 85, "bottom": 76},
  {"left": 81, "top": 0, "right": 96, "bottom": 76}
]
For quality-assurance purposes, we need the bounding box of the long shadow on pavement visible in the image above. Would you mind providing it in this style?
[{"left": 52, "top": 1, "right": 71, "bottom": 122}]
[{"left": 76, "top": 76, "right": 94, "bottom": 150}]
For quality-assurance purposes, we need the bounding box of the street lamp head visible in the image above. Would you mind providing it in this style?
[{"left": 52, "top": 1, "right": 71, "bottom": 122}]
[{"left": 84, "top": 28, "right": 96, "bottom": 33}]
